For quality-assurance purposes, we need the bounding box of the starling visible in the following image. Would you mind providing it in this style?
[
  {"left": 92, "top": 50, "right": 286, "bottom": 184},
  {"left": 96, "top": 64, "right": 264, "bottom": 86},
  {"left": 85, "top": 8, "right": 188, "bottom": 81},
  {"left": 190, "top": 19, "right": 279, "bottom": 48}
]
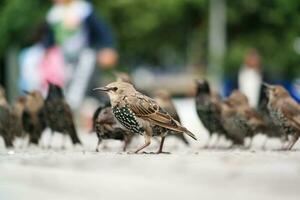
[
  {"left": 220, "top": 93, "right": 246, "bottom": 147},
  {"left": 22, "top": 91, "right": 47, "bottom": 145},
  {"left": 257, "top": 88, "right": 285, "bottom": 149},
  {"left": 195, "top": 79, "right": 228, "bottom": 148},
  {"left": 225, "top": 90, "right": 266, "bottom": 147},
  {"left": 11, "top": 97, "right": 26, "bottom": 142},
  {"left": 0, "top": 87, "right": 16, "bottom": 148},
  {"left": 45, "top": 83, "right": 81, "bottom": 148},
  {"left": 92, "top": 103, "right": 133, "bottom": 152},
  {"left": 263, "top": 83, "right": 300, "bottom": 150},
  {"left": 93, "top": 82, "right": 197, "bottom": 153},
  {"left": 153, "top": 89, "right": 190, "bottom": 146}
]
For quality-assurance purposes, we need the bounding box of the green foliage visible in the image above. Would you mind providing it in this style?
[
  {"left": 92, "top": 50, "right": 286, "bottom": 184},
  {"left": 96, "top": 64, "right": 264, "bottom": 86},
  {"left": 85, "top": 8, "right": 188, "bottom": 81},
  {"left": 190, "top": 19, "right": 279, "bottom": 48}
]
[
  {"left": 226, "top": 0, "right": 300, "bottom": 78},
  {"left": 0, "top": 0, "right": 49, "bottom": 54},
  {"left": 0, "top": 0, "right": 299, "bottom": 78}
]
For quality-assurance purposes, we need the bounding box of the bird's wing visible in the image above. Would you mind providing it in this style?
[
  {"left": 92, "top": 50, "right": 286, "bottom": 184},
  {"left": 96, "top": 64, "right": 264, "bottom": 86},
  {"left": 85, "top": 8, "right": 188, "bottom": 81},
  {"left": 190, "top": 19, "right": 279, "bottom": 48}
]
[
  {"left": 127, "top": 93, "right": 197, "bottom": 140},
  {"left": 280, "top": 99, "right": 300, "bottom": 129}
]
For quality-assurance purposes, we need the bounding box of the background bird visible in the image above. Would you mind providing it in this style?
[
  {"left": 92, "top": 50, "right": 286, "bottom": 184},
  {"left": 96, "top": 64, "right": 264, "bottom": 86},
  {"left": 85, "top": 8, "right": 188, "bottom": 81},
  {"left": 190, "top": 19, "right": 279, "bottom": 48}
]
[
  {"left": 263, "top": 84, "right": 300, "bottom": 150},
  {"left": 22, "top": 91, "right": 47, "bottom": 145},
  {"left": 0, "top": 86, "right": 17, "bottom": 148},
  {"left": 257, "top": 88, "right": 285, "bottom": 149},
  {"left": 226, "top": 90, "right": 266, "bottom": 148},
  {"left": 45, "top": 83, "right": 81, "bottom": 148},
  {"left": 153, "top": 89, "right": 190, "bottom": 146},
  {"left": 94, "top": 81, "right": 197, "bottom": 154},
  {"left": 195, "top": 79, "right": 229, "bottom": 148},
  {"left": 220, "top": 93, "right": 246, "bottom": 147},
  {"left": 114, "top": 71, "right": 133, "bottom": 84},
  {"left": 92, "top": 103, "right": 133, "bottom": 152}
]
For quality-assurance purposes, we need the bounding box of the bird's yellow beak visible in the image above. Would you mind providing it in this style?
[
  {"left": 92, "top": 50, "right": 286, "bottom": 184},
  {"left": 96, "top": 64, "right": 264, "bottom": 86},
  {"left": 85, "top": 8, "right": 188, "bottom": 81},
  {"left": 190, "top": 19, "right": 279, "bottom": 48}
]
[{"left": 93, "top": 87, "right": 110, "bottom": 92}]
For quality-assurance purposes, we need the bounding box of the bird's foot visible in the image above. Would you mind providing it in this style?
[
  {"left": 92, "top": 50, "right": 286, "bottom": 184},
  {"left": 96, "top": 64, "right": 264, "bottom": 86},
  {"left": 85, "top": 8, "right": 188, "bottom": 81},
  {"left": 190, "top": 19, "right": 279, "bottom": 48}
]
[{"left": 154, "top": 151, "right": 171, "bottom": 154}]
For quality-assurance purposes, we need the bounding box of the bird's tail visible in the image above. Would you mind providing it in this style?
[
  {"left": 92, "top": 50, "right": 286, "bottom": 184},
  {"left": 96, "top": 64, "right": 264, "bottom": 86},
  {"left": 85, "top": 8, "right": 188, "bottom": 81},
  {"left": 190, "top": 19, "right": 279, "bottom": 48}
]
[
  {"left": 69, "top": 124, "right": 81, "bottom": 145},
  {"left": 184, "top": 129, "right": 197, "bottom": 141}
]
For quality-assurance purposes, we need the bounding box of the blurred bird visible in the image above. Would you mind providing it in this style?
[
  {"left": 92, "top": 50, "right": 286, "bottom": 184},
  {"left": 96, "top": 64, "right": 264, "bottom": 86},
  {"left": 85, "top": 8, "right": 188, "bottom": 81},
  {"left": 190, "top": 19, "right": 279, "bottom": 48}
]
[
  {"left": 263, "top": 84, "right": 300, "bottom": 150},
  {"left": 45, "top": 83, "right": 81, "bottom": 148},
  {"left": 92, "top": 103, "right": 133, "bottom": 152},
  {"left": 0, "top": 86, "right": 17, "bottom": 148},
  {"left": 220, "top": 93, "right": 246, "bottom": 147},
  {"left": 257, "top": 88, "right": 285, "bottom": 149},
  {"left": 93, "top": 82, "right": 197, "bottom": 153},
  {"left": 114, "top": 71, "right": 133, "bottom": 84},
  {"left": 22, "top": 91, "right": 47, "bottom": 145},
  {"left": 153, "top": 89, "right": 190, "bottom": 146},
  {"left": 225, "top": 90, "right": 266, "bottom": 148},
  {"left": 195, "top": 79, "right": 228, "bottom": 148},
  {"left": 11, "top": 97, "right": 26, "bottom": 144}
]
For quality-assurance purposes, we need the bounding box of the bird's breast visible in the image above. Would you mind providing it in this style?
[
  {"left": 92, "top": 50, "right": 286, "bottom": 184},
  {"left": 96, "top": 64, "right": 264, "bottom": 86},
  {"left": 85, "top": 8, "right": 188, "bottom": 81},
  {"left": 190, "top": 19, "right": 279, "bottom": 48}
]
[{"left": 112, "top": 106, "right": 144, "bottom": 134}]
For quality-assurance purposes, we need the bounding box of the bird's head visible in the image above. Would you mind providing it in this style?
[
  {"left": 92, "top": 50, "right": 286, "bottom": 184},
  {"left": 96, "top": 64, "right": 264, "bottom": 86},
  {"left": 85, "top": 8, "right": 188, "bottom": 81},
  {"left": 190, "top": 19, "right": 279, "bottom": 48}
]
[
  {"left": 47, "top": 82, "right": 64, "bottom": 100},
  {"left": 93, "top": 82, "right": 136, "bottom": 104},
  {"left": 262, "top": 83, "right": 289, "bottom": 101},
  {"left": 195, "top": 79, "right": 210, "bottom": 95},
  {"left": 24, "top": 90, "right": 44, "bottom": 112}
]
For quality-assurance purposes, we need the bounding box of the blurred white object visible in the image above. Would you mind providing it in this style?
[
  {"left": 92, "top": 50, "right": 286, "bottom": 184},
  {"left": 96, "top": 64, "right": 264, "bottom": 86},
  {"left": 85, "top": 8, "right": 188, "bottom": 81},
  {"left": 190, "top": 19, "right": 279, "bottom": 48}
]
[
  {"left": 18, "top": 44, "right": 45, "bottom": 93},
  {"left": 7, "top": 150, "right": 15, "bottom": 155},
  {"left": 238, "top": 66, "right": 262, "bottom": 108}
]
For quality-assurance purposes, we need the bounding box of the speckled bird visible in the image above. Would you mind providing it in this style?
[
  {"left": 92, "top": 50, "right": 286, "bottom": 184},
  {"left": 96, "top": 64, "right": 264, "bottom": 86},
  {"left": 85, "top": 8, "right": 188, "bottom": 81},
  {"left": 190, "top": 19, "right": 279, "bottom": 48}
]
[
  {"left": 22, "top": 91, "right": 47, "bottom": 145},
  {"left": 195, "top": 79, "right": 228, "bottom": 148},
  {"left": 45, "top": 83, "right": 81, "bottom": 148},
  {"left": 92, "top": 103, "right": 133, "bottom": 152},
  {"left": 94, "top": 82, "right": 197, "bottom": 153},
  {"left": 263, "top": 84, "right": 300, "bottom": 150},
  {"left": 258, "top": 87, "right": 285, "bottom": 149},
  {"left": 225, "top": 90, "right": 266, "bottom": 148}
]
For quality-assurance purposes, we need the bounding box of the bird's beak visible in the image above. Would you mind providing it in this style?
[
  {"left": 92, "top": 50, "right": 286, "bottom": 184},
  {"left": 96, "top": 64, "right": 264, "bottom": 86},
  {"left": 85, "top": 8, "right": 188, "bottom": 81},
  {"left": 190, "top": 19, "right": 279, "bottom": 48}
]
[
  {"left": 262, "top": 82, "right": 272, "bottom": 91},
  {"left": 262, "top": 82, "right": 270, "bottom": 87},
  {"left": 93, "top": 87, "right": 110, "bottom": 92}
]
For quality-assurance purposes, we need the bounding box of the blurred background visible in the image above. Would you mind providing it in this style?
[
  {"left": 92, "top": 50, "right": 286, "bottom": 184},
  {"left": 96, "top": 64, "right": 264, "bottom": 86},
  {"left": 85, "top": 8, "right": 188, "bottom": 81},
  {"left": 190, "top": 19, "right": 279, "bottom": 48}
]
[{"left": 0, "top": 0, "right": 300, "bottom": 105}]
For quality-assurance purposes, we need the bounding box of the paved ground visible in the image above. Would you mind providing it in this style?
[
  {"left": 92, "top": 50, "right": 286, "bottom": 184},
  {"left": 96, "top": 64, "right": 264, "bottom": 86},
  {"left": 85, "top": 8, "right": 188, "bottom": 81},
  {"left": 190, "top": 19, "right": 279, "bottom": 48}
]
[{"left": 1, "top": 99, "right": 300, "bottom": 200}]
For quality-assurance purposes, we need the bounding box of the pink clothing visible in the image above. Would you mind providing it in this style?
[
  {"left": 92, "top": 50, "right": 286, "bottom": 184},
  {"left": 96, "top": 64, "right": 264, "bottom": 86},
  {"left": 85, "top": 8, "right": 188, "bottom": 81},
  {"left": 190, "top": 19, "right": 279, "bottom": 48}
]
[{"left": 40, "top": 46, "right": 65, "bottom": 90}]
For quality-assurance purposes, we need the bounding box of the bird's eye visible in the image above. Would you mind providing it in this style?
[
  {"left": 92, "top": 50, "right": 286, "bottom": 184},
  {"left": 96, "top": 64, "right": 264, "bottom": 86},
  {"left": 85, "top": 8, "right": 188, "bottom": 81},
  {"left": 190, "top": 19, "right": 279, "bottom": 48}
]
[{"left": 113, "top": 87, "right": 118, "bottom": 91}]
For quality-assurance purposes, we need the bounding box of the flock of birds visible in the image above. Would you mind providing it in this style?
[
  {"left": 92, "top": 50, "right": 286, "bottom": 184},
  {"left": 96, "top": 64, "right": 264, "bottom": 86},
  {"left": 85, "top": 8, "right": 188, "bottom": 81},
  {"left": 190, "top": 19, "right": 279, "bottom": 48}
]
[{"left": 0, "top": 73, "right": 300, "bottom": 153}]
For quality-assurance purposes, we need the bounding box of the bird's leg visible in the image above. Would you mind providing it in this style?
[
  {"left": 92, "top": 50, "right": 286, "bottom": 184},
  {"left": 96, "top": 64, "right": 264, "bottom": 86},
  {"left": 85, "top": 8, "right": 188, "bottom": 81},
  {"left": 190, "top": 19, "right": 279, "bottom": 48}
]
[
  {"left": 134, "top": 134, "right": 151, "bottom": 154},
  {"left": 95, "top": 133, "right": 102, "bottom": 152},
  {"left": 246, "top": 137, "right": 253, "bottom": 149},
  {"left": 47, "top": 131, "right": 54, "bottom": 149},
  {"left": 61, "top": 134, "right": 68, "bottom": 150},
  {"left": 212, "top": 134, "right": 221, "bottom": 148},
  {"left": 156, "top": 136, "right": 165, "bottom": 154},
  {"left": 203, "top": 135, "right": 211, "bottom": 149},
  {"left": 261, "top": 137, "right": 268, "bottom": 150},
  {"left": 286, "top": 134, "right": 299, "bottom": 150},
  {"left": 281, "top": 135, "right": 290, "bottom": 150},
  {"left": 122, "top": 136, "right": 130, "bottom": 152}
]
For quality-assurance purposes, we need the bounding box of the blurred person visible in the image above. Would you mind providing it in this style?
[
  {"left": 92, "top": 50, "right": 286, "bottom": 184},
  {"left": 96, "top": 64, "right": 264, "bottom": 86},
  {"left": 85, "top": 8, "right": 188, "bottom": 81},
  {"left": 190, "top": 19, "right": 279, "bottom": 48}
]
[
  {"left": 43, "top": 0, "right": 118, "bottom": 110},
  {"left": 238, "top": 49, "right": 263, "bottom": 108}
]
